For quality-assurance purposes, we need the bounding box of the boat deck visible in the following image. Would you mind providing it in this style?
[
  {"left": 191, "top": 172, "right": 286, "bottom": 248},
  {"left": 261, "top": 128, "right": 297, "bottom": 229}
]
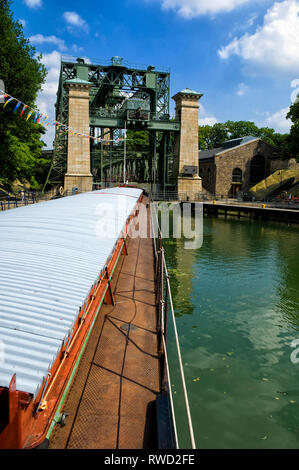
[{"left": 49, "top": 200, "right": 160, "bottom": 449}]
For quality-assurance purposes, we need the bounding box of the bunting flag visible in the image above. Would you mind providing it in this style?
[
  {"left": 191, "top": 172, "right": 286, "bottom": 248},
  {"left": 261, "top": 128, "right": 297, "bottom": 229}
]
[
  {"left": 1, "top": 88, "right": 127, "bottom": 143},
  {"left": 20, "top": 104, "right": 28, "bottom": 116},
  {"left": 33, "top": 112, "right": 40, "bottom": 123},
  {"left": 13, "top": 101, "right": 22, "bottom": 113},
  {"left": 40, "top": 115, "right": 48, "bottom": 125},
  {"left": 3, "top": 96, "right": 15, "bottom": 108},
  {"left": 26, "top": 109, "right": 33, "bottom": 121}
]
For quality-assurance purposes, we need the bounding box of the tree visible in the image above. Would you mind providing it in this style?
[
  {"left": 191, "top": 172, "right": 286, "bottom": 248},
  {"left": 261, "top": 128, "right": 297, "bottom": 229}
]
[
  {"left": 198, "top": 120, "right": 288, "bottom": 155},
  {"left": 225, "top": 120, "right": 260, "bottom": 140},
  {"left": 286, "top": 98, "right": 299, "bottom": 161},
  {"left": 126, "top": 129, "right": 149, "bottom": 152},
  {"left": 0, "top": 0, "right": 47, "bottom": 190},
  {"left": 198, "top": 123, "right": 227, "bottom": 149}
]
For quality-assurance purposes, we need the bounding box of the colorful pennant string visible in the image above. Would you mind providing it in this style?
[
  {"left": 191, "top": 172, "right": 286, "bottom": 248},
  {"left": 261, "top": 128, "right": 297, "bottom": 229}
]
[{"left": 0, "top": 89, "right": 126, "bottom": 144}]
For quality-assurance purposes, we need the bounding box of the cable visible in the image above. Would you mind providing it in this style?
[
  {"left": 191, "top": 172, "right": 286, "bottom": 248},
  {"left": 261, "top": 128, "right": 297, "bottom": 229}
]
[{"left": 151, "top": 200, "right": 197, "bottom": 449}]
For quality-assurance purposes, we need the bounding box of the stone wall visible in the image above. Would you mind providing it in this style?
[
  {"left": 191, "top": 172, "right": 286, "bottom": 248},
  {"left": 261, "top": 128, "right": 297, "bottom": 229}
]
[
  {"left": 177, "top": 176, "right": 202, "bottom": 201},
  {"left": 213, "top": 139, "right": 278, "bottom": 196},
  {"left": 198, "top": 139, "right": 285, "bottom": 197},
  {"left": 175, "top": 95, "right": 200, "bottom": 174},
  {"left": 199, "top": 161, "right": 216, "bottom": 194},
  {"left": 270, "top": 157, "right": 299, "bottom": 173},
  {"left": 64, "top": 82, "right": 93, "bottom": 193}
]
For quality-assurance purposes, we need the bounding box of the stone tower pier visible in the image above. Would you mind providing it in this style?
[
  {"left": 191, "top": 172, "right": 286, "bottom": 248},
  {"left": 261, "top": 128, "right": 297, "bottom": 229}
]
[
  {"left": 172, "top": 88, "right": 203, "bottom": 200},
  {"left": 64, "top": 79, "right": 93, "bottom": 193}
]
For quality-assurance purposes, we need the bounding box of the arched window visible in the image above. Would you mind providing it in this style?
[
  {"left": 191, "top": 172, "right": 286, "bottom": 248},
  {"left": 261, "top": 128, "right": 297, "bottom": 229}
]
[{"left": 232, "top": 168, "right": 242, "bottom": 183}]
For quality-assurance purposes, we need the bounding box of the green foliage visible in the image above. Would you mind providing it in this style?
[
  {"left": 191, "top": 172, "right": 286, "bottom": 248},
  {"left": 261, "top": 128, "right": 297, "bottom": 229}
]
[
  {"left": 287, "top": 99, "right": 299, "bottom": 123},
  {"left": 198, "top": 120, "right": 289, "bottom": 155},
  {"left": 286, "top": 98, "right": 299, "bottom": 161},
  {"left": 198, "top": 123, "right": 228, "bottom": 149},
  {"left": 225, "top": 120, "right": 260, "bottom": 139},
  {"left": 121, "top": 121, "right": 290, "bottom": 163},
  {"left": 126, "top": 130, "right": 149, "bottom": 152},
  {"left": 0, "top": 0, "right": 47, "bottom": 190}
]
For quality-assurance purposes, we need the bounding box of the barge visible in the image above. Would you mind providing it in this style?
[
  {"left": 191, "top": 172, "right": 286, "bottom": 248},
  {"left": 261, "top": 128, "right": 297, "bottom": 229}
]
[
  {"left": 0, "top": 186, "right": 195, "bottom": 449},
  {"left": 0, "top": 187, "right": 145, "bottom": 448}
]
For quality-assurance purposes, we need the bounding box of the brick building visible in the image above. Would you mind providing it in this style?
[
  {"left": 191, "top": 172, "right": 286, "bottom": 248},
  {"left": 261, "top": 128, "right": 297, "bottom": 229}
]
[{"left": 198, "top": 136, "right": 282, "bottom": 197}]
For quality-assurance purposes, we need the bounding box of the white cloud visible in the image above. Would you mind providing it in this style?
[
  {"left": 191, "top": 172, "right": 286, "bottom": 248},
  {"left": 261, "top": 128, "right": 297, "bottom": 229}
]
[
  {"left": 198, "top": 104, "right": 218, "bottom": 126},
  {"left": 24, "top": 0, "right": 42, "bottom": 8},
  {"left": 36, "top": 50, "right": 62, "bottom": 148},
  {"left": 40, "top": 50, "right": 61, "bottom": 70},
  {"left": 198, "top": 116, "right": 218, "bottom": 125},
  {"left": 157, "top": 0, "right": 250, "bottom": 18},
  {"left": 291, "top": 79, "right": 299, "bottom": 88},
  {"left": 30, "top": 34, "right": 67, "bottom": 51},
  {"left": 290, "top": 79, "right": 299, "bottom": 103},
  {"left": 72, "top": 44, "right": 84, "bottom": 53},
  {"left": 228, "top": 12, "right": 258, "bottom": 37},
  {"left": 63, "top": 11, "right": 89, "bottom": 33},
  {"left": 218, "top": 0, "right": 299, "bottom": 75},
  {"left": 236, "top": 82, "right": 249, "bottom": 96},
  {"left": 19, "top": 19, "right": 27, "bottom": 27},
  {"left": 264, "top": 107, "right": 291, "bottom": 133},
  {"left": 36, "top": 51, "right": 92, "bottom": 147},
  {"left": 247, "top": 12, "right": 258, "bottom": 26}
]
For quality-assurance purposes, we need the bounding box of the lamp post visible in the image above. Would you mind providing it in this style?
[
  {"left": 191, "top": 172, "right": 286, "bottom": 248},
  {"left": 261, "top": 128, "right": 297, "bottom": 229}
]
[
  {"left": 123, "top": 121, "right": 127, "bottom": 184},
  {"left": 109, "top": 129, "right": 113, "bottom": 187},
  {"left": 100, "top": 128, "right": 103, "bottom": 187}
]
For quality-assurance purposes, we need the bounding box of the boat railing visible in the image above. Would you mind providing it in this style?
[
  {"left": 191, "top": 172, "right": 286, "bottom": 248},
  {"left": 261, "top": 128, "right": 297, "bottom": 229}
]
[{"left": 150, "top": 201, "right": 196, "bottom": 450}]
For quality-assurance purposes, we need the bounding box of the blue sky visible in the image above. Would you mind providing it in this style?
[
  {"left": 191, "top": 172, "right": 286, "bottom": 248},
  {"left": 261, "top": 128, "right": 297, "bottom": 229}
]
[{"left": 10, "top": 0, "right": 299, "bottom": 147}]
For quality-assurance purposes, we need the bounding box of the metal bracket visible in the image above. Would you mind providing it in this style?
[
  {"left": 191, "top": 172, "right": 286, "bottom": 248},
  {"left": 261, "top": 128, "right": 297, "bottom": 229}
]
[
  {"left": 104, "top": 266, "right": 115, "bottom": 305},
  {"left": 122, "top": 238, "right": 128, "bottom": 255},
  {"left": 57, "top": 412, "right": 69, "bottom": 427}
]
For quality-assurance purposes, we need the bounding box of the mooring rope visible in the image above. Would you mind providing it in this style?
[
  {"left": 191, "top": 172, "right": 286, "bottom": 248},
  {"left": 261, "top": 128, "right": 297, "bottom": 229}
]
[
  {"left": 162, "top": 250, "right": 196, "bottom": 450},
  {"left": 150, "top": 201, "right": 197, "bottom": 450}
]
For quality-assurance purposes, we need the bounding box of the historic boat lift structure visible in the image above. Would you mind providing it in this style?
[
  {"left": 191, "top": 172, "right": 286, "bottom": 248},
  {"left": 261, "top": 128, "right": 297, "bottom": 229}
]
[{"left": 45, "top": 56, "right": 203, "bottom": 200}]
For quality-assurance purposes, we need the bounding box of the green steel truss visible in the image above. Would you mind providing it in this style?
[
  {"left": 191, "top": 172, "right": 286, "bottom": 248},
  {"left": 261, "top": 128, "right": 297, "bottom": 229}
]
[{"left": 45, "top": 56, "right": 180, "bottom": 190}]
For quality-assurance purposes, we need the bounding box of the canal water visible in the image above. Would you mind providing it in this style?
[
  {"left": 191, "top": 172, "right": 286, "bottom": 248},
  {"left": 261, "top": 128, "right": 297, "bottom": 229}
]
[{"left": 164, "top": 214, "right": 299, "bottom": 449}]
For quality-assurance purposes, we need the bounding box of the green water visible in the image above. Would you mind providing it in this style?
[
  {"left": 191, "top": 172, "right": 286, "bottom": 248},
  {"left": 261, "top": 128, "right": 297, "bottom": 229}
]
[{"left": 164, "top": 215, "right": 299, "bottom": 449}]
